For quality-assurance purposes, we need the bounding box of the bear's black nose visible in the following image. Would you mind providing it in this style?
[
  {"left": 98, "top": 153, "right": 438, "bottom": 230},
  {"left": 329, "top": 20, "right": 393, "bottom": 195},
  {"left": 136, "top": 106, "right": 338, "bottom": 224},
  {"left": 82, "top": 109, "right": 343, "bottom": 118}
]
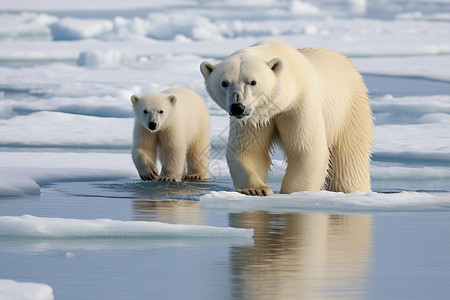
[
  {"left": 230, "top": 103, "right": 245, "bottom": 116},
  {"left": 148, "top": 122, "right": 157, "bottom": 130}
]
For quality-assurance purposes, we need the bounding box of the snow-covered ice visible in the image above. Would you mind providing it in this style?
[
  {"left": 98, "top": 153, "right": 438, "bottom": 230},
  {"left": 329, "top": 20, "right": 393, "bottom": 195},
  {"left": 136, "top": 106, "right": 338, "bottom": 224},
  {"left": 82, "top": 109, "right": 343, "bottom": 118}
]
[
  {"left": 200, "top": 190, "right": 450, "bottom": 213},
  {"left": 0, "top": 279, "right": 54, "bottom": 300},
  {"left": 0, "top": 214, "right": 253, "bottom": 239},
  {"left": 354, "top": 56, "right": 450, "bottom": 82},
  {"left": 0, "top": 152, "right": 136, "bottom": 197}
]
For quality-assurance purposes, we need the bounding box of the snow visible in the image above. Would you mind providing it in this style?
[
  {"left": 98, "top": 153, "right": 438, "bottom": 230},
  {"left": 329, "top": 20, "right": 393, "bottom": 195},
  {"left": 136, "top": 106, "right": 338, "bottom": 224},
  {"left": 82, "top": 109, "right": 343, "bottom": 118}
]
[
  {"left": 289, "top": 1, "right": 320, "bottom": 15},
  {"left": 354, "top": 56, "right": 450, "bottom": 82},
  {"left": 375, "top": 123, "right": 449, "bottom": 162},
  {"left": 0, "top": 13, "right": 56, "bottom": 40},
  {"left": 0, "top": 214, "right": 253, "bottom": 239},
  {"left": 371, "top": 95, "right": 450, "bottom": 121},
  {"left": 0, "top": 152, "right": 136, "bottom": 197},
  {"left": 50, "top": 18, "right": 114, "bottom": 41},
  {"left": 0, "top": 111, "right": 132, "bottom": 147},
  {"left": 200, "top": 191, "right": 450, "bottom": 213},
  {"left": 0, "top": 279, "right": 54, "bottom": 300}
]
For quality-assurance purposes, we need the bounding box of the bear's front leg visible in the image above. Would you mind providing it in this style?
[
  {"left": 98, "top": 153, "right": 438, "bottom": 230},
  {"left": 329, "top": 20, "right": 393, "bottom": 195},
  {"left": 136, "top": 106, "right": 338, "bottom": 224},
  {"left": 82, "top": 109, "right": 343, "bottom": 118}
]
[
  {"left": 132, "top": 148, "right": 159, "bottom": 181},
  {"left": 227, "top": 147, "right": 273, "bottom": 196},
  {"left": 226, "top": 123, "right": 275, "bottom": 196},
  {"left": 158, "top": 144, "right": 186, "bottom": 182}
]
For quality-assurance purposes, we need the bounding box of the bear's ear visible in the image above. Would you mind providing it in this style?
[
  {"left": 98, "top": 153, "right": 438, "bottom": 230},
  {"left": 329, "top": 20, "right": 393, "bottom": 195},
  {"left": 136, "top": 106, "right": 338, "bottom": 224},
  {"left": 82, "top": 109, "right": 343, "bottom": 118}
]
[
  {"left": 267, "top": 57, "right": 284, "bottom": 76},
  {"left": 168, "top": 95, "right": 177, "bottom": 105},
  {"left": 131, "top": 95, "right": 141, "bottom": 105},
  {"left": 200, "top": 61, "right": 216, "bottom": 79}
]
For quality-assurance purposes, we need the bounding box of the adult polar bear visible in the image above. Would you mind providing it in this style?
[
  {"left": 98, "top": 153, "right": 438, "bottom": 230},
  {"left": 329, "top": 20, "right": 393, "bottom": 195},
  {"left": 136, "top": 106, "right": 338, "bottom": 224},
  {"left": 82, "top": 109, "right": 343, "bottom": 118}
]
[{"left": 200, "top": 39, "right": 373, "bottom": 196}]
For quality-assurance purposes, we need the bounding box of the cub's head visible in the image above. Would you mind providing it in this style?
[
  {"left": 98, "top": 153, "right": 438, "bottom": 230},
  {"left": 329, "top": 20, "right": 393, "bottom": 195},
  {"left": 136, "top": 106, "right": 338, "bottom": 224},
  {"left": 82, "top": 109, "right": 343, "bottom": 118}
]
[
  {"left": 131, "top": 93, "right": 177, "bottom": 132},
  {"left": 200, "top": 55, "right": 283, "bottom": 125}
]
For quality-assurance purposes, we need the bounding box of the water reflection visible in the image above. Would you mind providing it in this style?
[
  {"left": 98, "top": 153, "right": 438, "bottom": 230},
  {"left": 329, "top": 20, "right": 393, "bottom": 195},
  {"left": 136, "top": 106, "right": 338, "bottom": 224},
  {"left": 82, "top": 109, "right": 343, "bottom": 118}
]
[
  {"left": 229, "top": 212, "right": 373, "bottom": 299},
  {"left": 133, "top": 199, "right": 208, "bottom": 225},
  {"left": 130, "top": 180, "right": 214, "bottom": 224}
]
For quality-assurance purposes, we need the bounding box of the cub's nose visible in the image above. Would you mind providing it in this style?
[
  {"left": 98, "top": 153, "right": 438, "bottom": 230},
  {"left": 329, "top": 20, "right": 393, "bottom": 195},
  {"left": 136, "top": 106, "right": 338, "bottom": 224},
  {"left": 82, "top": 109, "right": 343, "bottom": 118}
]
[
  {"left": 229, "top": 103, "right": 245, "bottom": 116},
  {"left": 148, "top": 121, "right": 158, "bottom": 131}
]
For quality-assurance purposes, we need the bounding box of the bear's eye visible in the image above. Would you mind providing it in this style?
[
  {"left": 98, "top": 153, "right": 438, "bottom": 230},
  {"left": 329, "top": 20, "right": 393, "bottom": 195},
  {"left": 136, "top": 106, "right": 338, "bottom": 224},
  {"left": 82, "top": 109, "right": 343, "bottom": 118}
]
[
  {"left": 159, "top": 110, "right": 163, "bottom": 114},
  {"left": 221, "top": 80, "right": 229, "bottom": 88},
  {"left": 143, "top": 110, "right": 148, "bottom": 114},
  {"left": 250, "top": 80, "right": 257, "bottom": 86}
]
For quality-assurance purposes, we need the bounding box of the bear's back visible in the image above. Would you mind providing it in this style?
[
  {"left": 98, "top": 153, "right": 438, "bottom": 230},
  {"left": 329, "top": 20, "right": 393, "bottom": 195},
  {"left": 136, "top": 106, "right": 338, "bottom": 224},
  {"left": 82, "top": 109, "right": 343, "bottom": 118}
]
[{"left": 162, "top": 88, "right": 209, "bottom": 143}]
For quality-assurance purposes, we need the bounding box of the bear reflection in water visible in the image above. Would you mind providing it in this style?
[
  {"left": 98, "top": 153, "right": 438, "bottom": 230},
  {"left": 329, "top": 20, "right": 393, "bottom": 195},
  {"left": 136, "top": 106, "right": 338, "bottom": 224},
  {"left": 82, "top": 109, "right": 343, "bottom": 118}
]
[
  {"left": 133, "top": 197, "right": 372, "bottom": 299},
  {"left": 229, "top": 212, "right": 373, "bottom": 299},
  {"left": 133, "top": 199, "right": 207, "bottom": 225}
]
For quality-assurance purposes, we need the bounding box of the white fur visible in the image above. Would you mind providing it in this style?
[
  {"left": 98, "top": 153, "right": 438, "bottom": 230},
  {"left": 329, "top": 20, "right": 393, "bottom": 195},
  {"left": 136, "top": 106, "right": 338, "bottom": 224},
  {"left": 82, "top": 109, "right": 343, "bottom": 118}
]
[
  {"left": 131, "top": 88, "right": 210, "bottom": 182},
  {"left": 200, "top": 39, "right": 373, "bottom": 195}
]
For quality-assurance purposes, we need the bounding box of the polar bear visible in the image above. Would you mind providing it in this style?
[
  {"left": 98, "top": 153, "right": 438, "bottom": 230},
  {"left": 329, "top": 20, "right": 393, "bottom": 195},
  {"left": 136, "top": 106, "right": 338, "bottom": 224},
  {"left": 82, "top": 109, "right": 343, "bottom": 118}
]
[
  {"left": 131, "top": 88, "right": 210, "bottom": 182},
  {"left": 200, "top": 39, "right": 373, "bottom": 196}
]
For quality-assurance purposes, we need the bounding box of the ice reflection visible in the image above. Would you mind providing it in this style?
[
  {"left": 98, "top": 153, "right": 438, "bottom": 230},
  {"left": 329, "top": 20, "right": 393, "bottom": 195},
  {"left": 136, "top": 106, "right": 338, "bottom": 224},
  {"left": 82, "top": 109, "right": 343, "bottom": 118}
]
[{"left": 229, "top": 213, "right": 372, "bottom": 299}]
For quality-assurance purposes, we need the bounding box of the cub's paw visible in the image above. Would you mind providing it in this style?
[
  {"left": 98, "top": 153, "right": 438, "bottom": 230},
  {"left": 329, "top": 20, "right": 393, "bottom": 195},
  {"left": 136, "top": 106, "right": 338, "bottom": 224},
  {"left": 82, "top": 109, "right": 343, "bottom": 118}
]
[
  {"left": 139, "top": 165, "right": 159, "bottom": 181},
  {"left": 236, "top": 186, "right": 273, "bottom": 196},
  {"left": 158, "top": 176, "right": 178, "bottom": 182},
  {"left": 184, "top": 174, "right": 203, "bottom": 181}
]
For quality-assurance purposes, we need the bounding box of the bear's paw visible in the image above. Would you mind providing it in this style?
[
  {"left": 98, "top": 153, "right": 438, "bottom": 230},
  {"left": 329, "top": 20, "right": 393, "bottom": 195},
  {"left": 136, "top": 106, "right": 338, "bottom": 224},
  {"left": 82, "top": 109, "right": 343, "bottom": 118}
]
[
  {"left": 236, "top": 186, "right": 273, "bottom": 197},
  {"left": 184, "top": 174, "right": 204, "bottom": 181},
  {"left": 139, "top": 165, "right": 159, "bottom": 181},
  {"left": 158, "top": 176, "right": 179, "bottom": 182}
]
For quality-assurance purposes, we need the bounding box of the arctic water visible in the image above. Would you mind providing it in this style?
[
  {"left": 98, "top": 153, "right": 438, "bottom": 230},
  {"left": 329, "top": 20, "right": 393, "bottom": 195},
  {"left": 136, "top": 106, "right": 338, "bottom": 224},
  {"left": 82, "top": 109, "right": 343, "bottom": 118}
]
[{"left": 1, "top": 1, "right": 450, "bottom": 299}]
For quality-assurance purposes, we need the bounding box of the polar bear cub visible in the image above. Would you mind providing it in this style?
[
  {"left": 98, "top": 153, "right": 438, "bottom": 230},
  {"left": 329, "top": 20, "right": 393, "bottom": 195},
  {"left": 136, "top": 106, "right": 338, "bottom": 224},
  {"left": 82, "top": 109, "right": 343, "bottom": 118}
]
[
  {"left": 131, "top": 88, "right": 210, "bottom": 182},
  {"left": 200, "top": 39, "right": 373, "bottom": 195}
]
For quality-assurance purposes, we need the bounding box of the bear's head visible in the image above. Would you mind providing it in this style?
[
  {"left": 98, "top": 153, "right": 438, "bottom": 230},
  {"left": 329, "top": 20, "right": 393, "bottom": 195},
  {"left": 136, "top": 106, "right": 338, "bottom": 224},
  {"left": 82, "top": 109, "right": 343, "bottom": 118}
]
[
  {"left": 131, "top": 93, "right": 177, "bottom": 132},
  {"left": 200, "top": 55, "right": 284, "bottom": 126}
]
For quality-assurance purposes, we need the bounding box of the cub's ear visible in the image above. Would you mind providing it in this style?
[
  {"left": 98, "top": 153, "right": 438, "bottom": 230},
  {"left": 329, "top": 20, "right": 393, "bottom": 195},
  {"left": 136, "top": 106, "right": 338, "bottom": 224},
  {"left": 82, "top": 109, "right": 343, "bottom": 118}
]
[
  {"left": 168, "top": 95, "right": 177, "bottom": 105},
  {"left": 131, "top": 95, "right": 141, "bottom": 105},
  {"left": 267, "top": 57, "right": 284, "bottom": 76},
  {"left": 200, "top": 61, "right": 216, "bottom": 79}
]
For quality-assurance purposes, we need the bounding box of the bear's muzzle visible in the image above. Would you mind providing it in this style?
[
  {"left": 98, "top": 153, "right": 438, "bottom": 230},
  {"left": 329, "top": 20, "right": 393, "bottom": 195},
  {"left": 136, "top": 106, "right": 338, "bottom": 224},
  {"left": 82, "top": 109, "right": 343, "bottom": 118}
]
[
  {"left": 229, "top": 103, "right": 246, "bottom": 118},
  {"left": 148, "top": 121, "right": 158, "bottom": 131}
]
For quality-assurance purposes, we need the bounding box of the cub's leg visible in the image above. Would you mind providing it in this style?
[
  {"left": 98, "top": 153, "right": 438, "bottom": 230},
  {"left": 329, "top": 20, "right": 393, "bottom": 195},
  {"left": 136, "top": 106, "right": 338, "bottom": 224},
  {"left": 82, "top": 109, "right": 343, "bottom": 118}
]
[
  {"left": 185, "top": 132, "right": 210, "bottom": 181},
  {"left": 158, "top": 135, "right": 187, "bottom": 182},
  {"left": 132, "top": 129, "right": 159, "bottom": 181}
]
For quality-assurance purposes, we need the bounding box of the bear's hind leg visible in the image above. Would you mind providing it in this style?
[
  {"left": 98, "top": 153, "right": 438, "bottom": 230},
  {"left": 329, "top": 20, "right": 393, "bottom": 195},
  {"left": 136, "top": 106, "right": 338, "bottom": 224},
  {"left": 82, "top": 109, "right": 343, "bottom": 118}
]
[
  {"left": 328, "top": 112, "right": 373, "bottom": 193},
  {"left": 328, "top": 145, "right": 371, "bottom": 193}
]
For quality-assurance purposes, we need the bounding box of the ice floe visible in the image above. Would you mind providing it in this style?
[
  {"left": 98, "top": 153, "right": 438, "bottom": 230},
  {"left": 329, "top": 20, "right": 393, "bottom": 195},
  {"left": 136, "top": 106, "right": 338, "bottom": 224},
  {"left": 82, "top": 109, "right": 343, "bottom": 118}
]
[
  {"left": 0, "top": 279, "right": 54, "bottom": 300},
  {"left": 0, "top": 214, "right": 254, "bottom": 239},
  {"left": 200, "top": 190, "right": 450, "bottom": 213}
]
